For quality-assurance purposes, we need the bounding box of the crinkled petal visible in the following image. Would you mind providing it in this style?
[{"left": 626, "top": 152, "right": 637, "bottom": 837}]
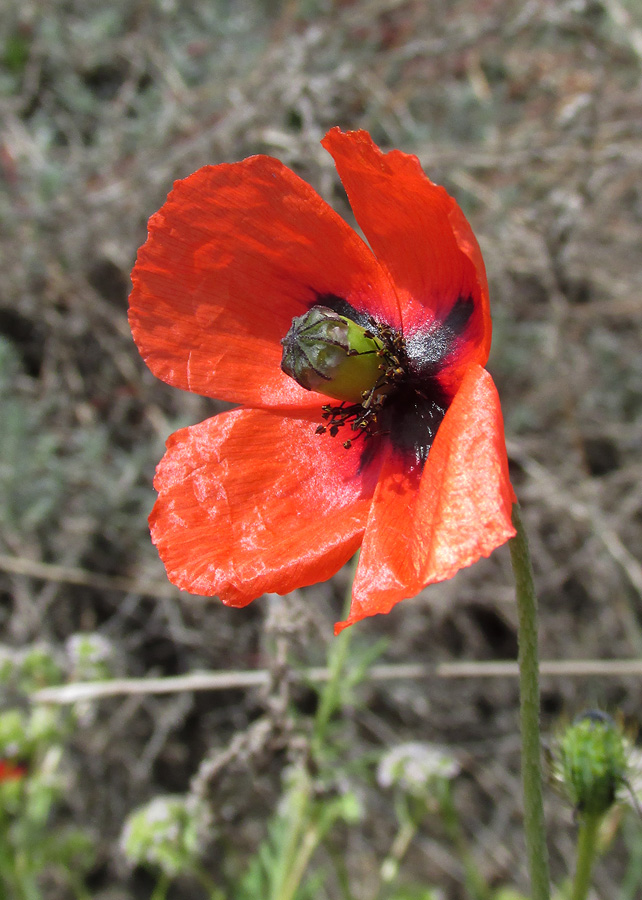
[
  {"left": 322, "top": 128, "right": 491, "bottom": 378},
  {"left": 336, "top": 366, "right": 515, "bottom": 632},
  {"left": 130, "top": 156, "right": 400, "bottom": 408},
  {"left": 150, "top": 408, "right": 381, "bottom": 604}
]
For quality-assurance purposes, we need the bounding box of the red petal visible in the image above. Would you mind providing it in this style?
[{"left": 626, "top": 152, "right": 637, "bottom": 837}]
[
  {"left": 150, "top": 409, "right": 380, "bottom": 604},
  {"left": 0, "top": 760, "right": 26, "bottom": 781},
  {"left": 130, "top": 157, "right": 400, "bottom": 407},
  {"left": 336, "top": 366, "right": 515, "bottom": 632},
  {"left": 322, "top": 129, "right": 491, "bottom": 376}
]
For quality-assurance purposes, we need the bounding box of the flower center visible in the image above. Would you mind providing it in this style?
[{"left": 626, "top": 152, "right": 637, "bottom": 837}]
[{"left": 281, "top": 306, "right": 406, "bottom": 449}]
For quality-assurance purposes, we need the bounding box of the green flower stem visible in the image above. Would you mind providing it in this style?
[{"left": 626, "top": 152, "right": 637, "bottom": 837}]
[
  {"left": 440, "top": 785, "right": 491, "bottom": 900},
  {"left": 312, "top": 625, "right": 351, "bottom": 752},
  {"left": 13, "top": 850, "right": 41, "bottom": 900},
  {"left": 279, "top": 822, "right": 322, "bottom": 900},
  {"left": 571, "top": 814, "right": 601, "bottom": 900},
  {"left": 272, "top": 555, "right": 360, "bottom": 900},
  {"left": 194, "top": 864, "right": 226, "bottom": 900},
  {"left": 312, "top": 552, "right": 359, "bottom": 754},
  {"left": 509, "top": 503, "right": 550, "bottom": 900},
  {"left": 150, "top": 872, "right": 170, "bottom": 900},
  {"left": 376, "top": 815, "right": 418, "bottom": 896},
  {"left": 269, "top": 773, "right": 311, "bottom": 900}
]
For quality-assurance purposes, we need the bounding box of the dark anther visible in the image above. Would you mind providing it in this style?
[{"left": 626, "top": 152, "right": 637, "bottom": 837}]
[{"left": 311, "top": 314, "right": 442, "bottom": 456}]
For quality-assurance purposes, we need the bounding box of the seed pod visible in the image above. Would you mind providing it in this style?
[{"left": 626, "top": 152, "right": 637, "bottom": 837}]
[{"left": 281, "top": 306, "right": 385, "bottom": 403}]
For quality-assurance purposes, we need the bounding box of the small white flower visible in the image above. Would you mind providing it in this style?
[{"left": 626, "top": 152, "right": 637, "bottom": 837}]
[
  {"left": 144, "top": 797, "right": 174, "bottom": 825},
  {"left": 120, "top": 794, "right": 208, "bottom": 877},
  {"left": 377, "top": 742, "right": 460, "bottom": 794},
  {"left": 66, "top": 633, "right": 113, "bottom": 667}
]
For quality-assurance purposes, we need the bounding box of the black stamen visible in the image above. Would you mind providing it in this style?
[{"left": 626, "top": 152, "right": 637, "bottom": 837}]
[{"left": 306, "top": 294, "right": 458, "bottom": 469}]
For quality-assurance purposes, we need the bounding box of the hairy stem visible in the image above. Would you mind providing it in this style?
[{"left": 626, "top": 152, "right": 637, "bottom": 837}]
[
  {"left": 510, "top": 503, "right": 550, "bottom": 900},
  {"left": 571, "top": 815, "right": 601, "bottom": 900}
]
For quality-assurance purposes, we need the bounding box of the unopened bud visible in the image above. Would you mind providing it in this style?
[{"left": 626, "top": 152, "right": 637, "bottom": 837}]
[
  {"left": 558, "top": 710, "right": 627, "bottom": 817},
  {"left": 281, "top": 306, "right": 384, "bottom": 403}
]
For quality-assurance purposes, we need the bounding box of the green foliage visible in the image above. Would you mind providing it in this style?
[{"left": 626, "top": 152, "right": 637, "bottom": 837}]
[
  {"left": 121, "top": 794, "right": 207, "bottom": 878},
  {"left": 0, "top": 635, "right": 114, "bottom": 898},
  {"left": 18, "top": 645, "right": 64, "bottom": 693},
  {"left": 0, "top": 708, "right": 28, "bottom": 758},
  {"left": 0, "top": 720, "right": 96, "bottom": 899},
  {"left": 387, "top": 889, "right": 441, "bottom": 900},
  {"left": 235, "top": 813, "right": 323, "bottom": 900},
  {"left": 2, "top": 31, "right": 30, "bottom": 75},
  {"left": 66, "top": 632, "right": 115, "bottom": 682},
  {"left": 492, "top": 891, "right": 531, "bottom": 900}
]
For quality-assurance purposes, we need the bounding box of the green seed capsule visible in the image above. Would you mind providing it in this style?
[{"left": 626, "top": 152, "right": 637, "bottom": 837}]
[{"left": 280, "top": 306, "right": 385, "bottom": 403}]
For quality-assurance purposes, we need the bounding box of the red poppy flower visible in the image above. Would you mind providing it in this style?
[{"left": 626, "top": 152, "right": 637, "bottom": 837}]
[
  {"left": 130, "top": 128, "right": 515, "bottom": 633},
  {"left": 0, "top": 759, "right": 26, "bottom": 782}
]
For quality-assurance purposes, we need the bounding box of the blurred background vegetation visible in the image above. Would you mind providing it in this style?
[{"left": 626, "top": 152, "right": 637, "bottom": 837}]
[{"left": 1, "top": 0, "right": 642, "bottom": 897}]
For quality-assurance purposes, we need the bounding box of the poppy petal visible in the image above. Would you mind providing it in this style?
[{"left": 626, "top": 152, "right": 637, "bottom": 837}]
[
  {"left": 336, "top": 366, "right": 515, "bottom": 632},
  {"left": 150, "top": 408, "right": 380, "bottom": 604},
  {"left": 0, "top": 759, "right": 26, "bottom": 781},
  {"left": 321, "top": 128, "right": 491, "bottom": 373},
  {"left": 130, "top": 156, "right": 400, "bottom": 408}
]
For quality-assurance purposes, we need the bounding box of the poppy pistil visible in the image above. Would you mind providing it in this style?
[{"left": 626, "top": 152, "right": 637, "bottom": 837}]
[{"left": 280, "top": 305, "right": 387, "bottom": 403}]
